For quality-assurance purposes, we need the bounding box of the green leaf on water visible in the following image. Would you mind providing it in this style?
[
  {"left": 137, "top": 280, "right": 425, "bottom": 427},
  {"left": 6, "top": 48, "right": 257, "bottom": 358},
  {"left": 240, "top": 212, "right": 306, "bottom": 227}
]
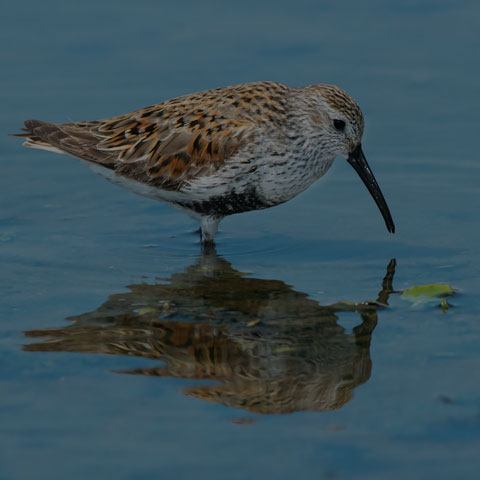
[
  {"left": 401, "top": 284, "right": 454, "bottom": 299},
  {"left": 401, "top": 283, "right": 455, "bottom": 309}
]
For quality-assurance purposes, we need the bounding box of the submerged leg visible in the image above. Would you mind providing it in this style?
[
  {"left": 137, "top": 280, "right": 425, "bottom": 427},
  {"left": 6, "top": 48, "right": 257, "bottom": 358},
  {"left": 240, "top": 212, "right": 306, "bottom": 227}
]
[{"left": 199, "top": 216, "right": 221, "bottom": 245}]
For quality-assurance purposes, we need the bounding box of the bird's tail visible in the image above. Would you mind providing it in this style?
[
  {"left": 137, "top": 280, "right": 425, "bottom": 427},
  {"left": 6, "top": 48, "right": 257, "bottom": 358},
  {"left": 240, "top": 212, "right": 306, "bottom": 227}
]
[
  {"left": 12, "top": 120, "right": 65, "bottom": 153},
  {"left": 12, "top": 119, "right": 118, "bottom": 166}
]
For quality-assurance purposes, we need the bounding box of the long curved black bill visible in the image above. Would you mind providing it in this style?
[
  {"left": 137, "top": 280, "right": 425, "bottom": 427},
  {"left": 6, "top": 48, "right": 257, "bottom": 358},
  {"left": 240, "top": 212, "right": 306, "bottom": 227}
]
[{"left": 347, "top": 144, "right": 395, "bottom": 233}]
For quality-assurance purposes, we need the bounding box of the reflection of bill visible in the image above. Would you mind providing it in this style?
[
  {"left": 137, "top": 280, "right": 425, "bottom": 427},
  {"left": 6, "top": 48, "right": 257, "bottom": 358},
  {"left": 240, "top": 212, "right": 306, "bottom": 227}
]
[{"left": 24, "top": 254, "right": 396, "bottom": 414}]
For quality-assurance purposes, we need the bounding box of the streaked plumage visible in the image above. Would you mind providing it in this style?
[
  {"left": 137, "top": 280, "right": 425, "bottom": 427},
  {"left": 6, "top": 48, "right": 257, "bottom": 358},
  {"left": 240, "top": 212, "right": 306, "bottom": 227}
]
[{"left": 15, "top": 81, "right": 395, "bottom": 244}]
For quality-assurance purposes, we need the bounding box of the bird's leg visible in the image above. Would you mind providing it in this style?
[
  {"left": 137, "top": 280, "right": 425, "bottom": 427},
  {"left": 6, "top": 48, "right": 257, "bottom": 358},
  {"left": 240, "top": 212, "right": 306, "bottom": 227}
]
[{"left": 199, "top": 216, "right": 220, "bottom": 246}]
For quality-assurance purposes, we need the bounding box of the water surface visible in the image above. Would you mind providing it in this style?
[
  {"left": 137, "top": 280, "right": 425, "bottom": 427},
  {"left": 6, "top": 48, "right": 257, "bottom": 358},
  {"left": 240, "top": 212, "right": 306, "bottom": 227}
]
[{"left": 1, "top": 1, "right": 479, "bottom": 479}]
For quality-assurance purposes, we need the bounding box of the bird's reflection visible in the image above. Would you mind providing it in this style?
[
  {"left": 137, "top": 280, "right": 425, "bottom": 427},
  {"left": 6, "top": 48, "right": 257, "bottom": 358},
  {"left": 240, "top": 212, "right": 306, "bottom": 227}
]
[{"left": 24, "top": 252, "right": 396, "bottom": 414}]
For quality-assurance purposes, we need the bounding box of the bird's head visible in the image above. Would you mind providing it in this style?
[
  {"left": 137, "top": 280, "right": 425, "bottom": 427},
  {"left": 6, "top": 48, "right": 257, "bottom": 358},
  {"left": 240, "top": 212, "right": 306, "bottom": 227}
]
[{"left": 299, "top": 83, "right": 395, "bottom": 234}]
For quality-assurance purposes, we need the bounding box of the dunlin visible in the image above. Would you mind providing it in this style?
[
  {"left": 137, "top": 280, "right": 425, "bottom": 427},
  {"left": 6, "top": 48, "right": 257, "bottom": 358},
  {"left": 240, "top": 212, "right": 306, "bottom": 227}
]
[{"left": 15, "top": 81, "right": 395, "bottom": 244}]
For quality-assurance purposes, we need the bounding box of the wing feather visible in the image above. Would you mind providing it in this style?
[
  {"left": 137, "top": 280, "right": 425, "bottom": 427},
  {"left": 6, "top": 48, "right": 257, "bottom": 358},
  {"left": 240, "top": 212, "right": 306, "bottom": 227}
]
[{"left": 17, "top": 81, "right": 290, "bottom": 190}]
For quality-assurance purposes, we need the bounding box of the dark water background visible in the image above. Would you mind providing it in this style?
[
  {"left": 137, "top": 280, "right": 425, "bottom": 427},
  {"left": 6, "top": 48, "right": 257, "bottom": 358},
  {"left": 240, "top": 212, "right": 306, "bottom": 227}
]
[{"left": 1, "top": 1, "right": 479, "bottom": 479}]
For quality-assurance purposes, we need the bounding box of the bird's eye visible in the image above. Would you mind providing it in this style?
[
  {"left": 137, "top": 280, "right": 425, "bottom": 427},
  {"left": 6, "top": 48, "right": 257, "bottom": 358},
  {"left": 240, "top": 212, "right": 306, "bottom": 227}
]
[{"left": 333, "top": 119, "right": 346, "bottom": 131}]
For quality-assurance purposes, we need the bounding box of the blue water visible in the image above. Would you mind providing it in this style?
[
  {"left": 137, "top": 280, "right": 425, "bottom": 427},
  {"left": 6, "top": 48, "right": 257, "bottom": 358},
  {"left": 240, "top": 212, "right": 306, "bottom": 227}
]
[{"left": 1, "top": 1, "right": 479, "bottom": 479}]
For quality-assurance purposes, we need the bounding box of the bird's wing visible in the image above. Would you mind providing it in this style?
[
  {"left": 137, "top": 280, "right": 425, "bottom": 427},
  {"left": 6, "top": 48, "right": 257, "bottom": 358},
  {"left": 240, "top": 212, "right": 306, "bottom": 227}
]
[{"left": 18, "top": 82, "right": 289, "bottom": 190}]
